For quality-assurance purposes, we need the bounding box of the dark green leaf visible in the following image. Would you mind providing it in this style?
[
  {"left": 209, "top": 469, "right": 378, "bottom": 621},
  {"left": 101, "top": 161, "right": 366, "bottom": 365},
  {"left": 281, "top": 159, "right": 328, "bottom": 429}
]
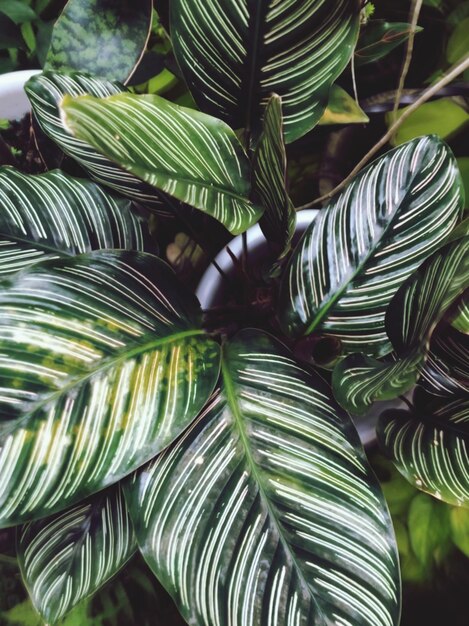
[
  {"left": 378, "top": 400, "right": 469, "bottom": 508},
  {"left": 45, "top": 0, "right": 153, "bottom": 83},
  {"left": 333, "top": 350, "right": 423, "bottom": 415},
  {"left": 170, "top": 0, "right": 360, "bottom": 143},
  {"left": 60, "top": 92, "right": 263, "bottom": 235},
  {"left": 355, "top": 20, "right": 422, "bottom": 66},
  {"left": 126, "top": 329, "right": 400, "bottom": 626},
  {"left": 252, "top": 94, "right": 296, "bottom": 262},
  {"left": 278, "top": 136, "right": 464, "bottom": 356},
  {"left": 0, "top": 251, "right": 220, "bottom": 527},
  {"left": 0, "top": 1, "right": 37, "bottom": 25},
  {"left": 0, "top": 166, "right": 145, "bottom": 277},
  {"left": 333, "top": 236, "right": 469, "bottom": 414},
  {"left": 25, "top": 71, "right": 171, "bottom": 216},
  {"left": 18, "top": 485, "right": 136, "bottom": 623}
]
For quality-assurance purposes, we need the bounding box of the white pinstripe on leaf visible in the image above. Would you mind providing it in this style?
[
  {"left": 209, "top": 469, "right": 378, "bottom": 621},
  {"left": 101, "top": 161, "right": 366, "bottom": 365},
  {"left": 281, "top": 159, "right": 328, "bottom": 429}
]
[
  {"left": 25, "top": 71, "right": 173, "bottom": 216},
  {"left": 126, "top": 329, "right": 400, "bottom": 626},
  {"left": 279, "top": 136, "right": 464, "bottom": 357},
  {"left": 170, "top": 0, "right": 360, "bottom": 143},
  {"left": 0, "top": 167, "right": 145, "bottom": 276},
  {"left": 60, "top": 92, "right": 263, "bottom": 235},
  {"left": 0, "top": 251, "right": 220, "bottom": 527},
  {"left": 18, "top": 484, "right": 136, "bottom": 623}
]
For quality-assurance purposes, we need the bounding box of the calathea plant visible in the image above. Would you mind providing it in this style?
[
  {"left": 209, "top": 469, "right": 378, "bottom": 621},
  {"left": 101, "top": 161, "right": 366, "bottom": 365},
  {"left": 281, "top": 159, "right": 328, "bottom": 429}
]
[{"left": 0, "top": 0, "right": 467, "bottom": 625}]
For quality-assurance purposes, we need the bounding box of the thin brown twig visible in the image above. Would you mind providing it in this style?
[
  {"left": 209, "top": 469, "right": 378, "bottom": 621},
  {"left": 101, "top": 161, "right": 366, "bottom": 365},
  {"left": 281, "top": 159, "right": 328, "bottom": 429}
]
[
  {"left": 296, "top": 54, "right": 469, "bottom": 211},
  {"left": 391, "top": 0, "right": 423, "bottom": 127}
]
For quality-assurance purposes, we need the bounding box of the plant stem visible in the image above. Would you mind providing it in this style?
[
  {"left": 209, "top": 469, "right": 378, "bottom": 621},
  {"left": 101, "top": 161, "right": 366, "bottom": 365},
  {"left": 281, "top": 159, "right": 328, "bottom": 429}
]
[
  {"left": 296, "top": 54, "right": 469, "bottom": 210},
  {"left": 391, "top": 0, "right": 423, "bottom": 126}
]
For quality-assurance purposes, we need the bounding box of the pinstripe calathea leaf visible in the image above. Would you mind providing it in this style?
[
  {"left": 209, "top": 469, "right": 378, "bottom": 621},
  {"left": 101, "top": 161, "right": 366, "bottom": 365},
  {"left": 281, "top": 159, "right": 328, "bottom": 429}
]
[
  {"left": 45, "top": 0, "right": 152, "bottom": 83},
  {"left": 59, "top": 91, "right": 263, "bottom": 235},
  {"left": 17, "top": 484, "right": 136, "bottom": 624},
  {"left": 0, "top": 166, "right": 145, "bottom": 277},
  {"left": 333, "top": 235, "right": 469, "bottom": 415},
  {"left": 252, "top": 94, "right": 296, "bottom": 266},
  {"left": 0, "top": 250, "right": 220, "bottom": 527},
  {"left": 169, "top": 0, "right": 361, "bottom": 143},
  {"left": 278, "top": 135, "right": 464, "bottom": 356},
  {"left": 377, "top": 397, "right": 469, "bottom": 508},
  {"left": 25, "top": 71, "right": 174, "bottom": 216},
  {"left": 125, "top": 329, "right": 401, "bottom": 626}
]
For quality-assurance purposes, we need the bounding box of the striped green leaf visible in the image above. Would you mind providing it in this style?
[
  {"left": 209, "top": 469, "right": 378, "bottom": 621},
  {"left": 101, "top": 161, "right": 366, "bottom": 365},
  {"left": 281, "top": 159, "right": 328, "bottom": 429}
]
[
  {"left": 45, "top": 0, "right": 152, "bottom": 83},
  {"left": 333, "top": 236, "right": 469, "bottom": 414},
  {"left": 60, "top": 92, "right": 263, "bottom": 235},
  {"left": 377, "top": 400, "right": 469, "bottom": 508},
  {"left": 0, "top": 166, "right": 145, "bottom": 277},
  {"left": 25, "top": 71, "right": 172, "bottom": 215},
  {"left": 0, "top": 251, "right": 220, "bottom": 527},
  {"left": 170, "top": 0, "right": 360, "bottom": 143},
  {"left": 126, "top": 329, "right": 400, "bottom": 626},
  {"left": 452, "top": 290, "right": 469, "bottom": 333},
  {"left": 17, "top": 484, "right": 136, "bottom": 624},
  {"left": 333, "top": 350, "right": 423, "bottom": 416},
  {"left": 415, "top": 320, "right": 469, "bottom": 405},
  {"left": 278, "top": 136, "right": 464, "bottom": 356},
  {"left": 252, "top": 94, "right": 296, "bottom": 264}
]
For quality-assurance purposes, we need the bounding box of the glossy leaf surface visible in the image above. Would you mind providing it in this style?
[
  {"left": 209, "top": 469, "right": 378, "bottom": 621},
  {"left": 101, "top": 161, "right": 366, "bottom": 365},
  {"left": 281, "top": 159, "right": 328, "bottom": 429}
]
[
  {"left": 0, "top": 167, "right": 145, "bottom": 277},
  {"left": 378, "top": 401, "right": 469, "bottom": 508},
  {"left": 18, "top": 484, "right": 136, "bottom": 623},
  {"left": 278, "top": 136, "right": 464, "bottom": 356},
  {"left": 45, "top": 0, "right": 152, "bottom": 83},
  {"left": 333, "top": 236, "right": 469, "bottom": 414},
  {"left": 0, "top": 251, "right": 220, "bottom": 527},
  {"left": 61, "top": 92, "right": 262, "bottom": 235},
  {"left": 126, "top": 329, "right": 400, "bottom": 626},
  {"left": 252, "top": 95, "right": 296, "bottom": 261},
  {"left": 170, "top": 0, "right": 360, "bottom": 143},
  {"left": 25, "top": 71, "right": 171, "bottom": 215},
  {"left": 355, "top": 21, "right": 422, "bottom": 66}
]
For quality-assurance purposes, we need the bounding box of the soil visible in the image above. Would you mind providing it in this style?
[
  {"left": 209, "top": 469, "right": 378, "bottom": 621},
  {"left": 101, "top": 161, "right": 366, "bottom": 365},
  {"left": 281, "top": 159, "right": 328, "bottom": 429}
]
[{"left": 0, "top": 114, "right": 45, "bottom": 173}]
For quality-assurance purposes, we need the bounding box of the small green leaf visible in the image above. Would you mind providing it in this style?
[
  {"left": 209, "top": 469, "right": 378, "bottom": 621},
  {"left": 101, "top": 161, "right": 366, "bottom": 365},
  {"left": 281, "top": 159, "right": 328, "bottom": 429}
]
[
  {"left": 0, "top": 251, "right": 220, "bottom": 527},
  {"left": 408, "top": 494, "right": 451, "bottom": 566},
  {"left": 318, "top": 84, "right": 369, "bottom": 125},
  {"left": 378, "top": 399, "right": 469, "bottom": 508},
  {"left": 252, "top": 94, "right": 296, "bottom": 263},
  {"left": 60, "top": 92, "right": 263, "bottom": 235},
  {"left": 386, "top": 99, "right": 469, "bottom": 147},
  {"left": 333, "top": 350, "right": 423, "bottom": 415},
  {"left": 450, "top": 507, "right": 469, "bottom": 557},
  {"left": 0, "top": 0, "right": 36, "bottom": 25},
  {"left": 170, "top": 0, "right": 361, "bottom": 143},
  {"left": 18, "top": 485, "right": 136, "bottom": 624},
  {"left": 45, "top": 0, "right": 153, "bottom": 83},
  {"left": 447, "top": 18, "right": 469, "bottom": 64},
  {"left": 355, "top": 20, "right": 422, "bottom": 66}
]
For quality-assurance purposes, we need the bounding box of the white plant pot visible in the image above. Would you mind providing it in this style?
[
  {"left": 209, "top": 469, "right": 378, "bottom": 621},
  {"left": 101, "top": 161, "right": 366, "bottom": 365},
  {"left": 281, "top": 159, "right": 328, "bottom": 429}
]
[
  {"left": 196, "top": 210, "right": 404, "bottom": 447},
  {"left": 196, "top": 210, "right": 320, "bottom": 309},
  {"left": 0, "top": 69, "right": 41, "bottom": 120}
]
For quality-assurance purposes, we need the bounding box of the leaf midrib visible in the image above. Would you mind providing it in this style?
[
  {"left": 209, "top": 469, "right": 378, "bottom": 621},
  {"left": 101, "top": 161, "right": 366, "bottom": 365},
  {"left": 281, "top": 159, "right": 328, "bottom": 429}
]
[
  {"left": 303, "top": 161, "right": 428, "bottom": 337},
  {"left": 2, "top": 329, "right": 206, "bottom": 437},
  {"left": 220, "top": 349, "right": 325, "bottom": 619}
]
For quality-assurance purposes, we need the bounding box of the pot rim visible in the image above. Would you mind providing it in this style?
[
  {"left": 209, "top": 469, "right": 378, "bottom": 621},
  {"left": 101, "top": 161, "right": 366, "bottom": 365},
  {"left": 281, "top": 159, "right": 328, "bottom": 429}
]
[
  {"left": 0, "top": 69, "right": 41, "bottom": 121},
  {"left": 195, "top": 209, "right": 319, "bottom": 310}
]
